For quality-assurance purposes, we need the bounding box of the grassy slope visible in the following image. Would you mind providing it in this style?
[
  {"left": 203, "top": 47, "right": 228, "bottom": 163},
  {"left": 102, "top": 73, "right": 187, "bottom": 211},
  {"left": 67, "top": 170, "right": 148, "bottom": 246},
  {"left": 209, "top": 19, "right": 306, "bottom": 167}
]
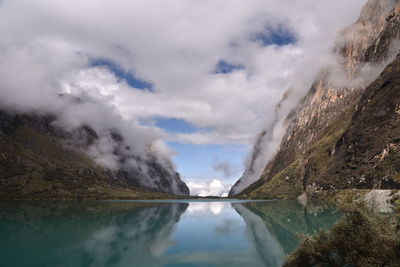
[
  {"left": 242, "top": 160, "right": 303, "bottom": 200},
  {"left": 241, "top": 107, "right": 354, "bottom": 200},
  {"left": 0, "top": 124, "right": 185, "bottom": 200}
]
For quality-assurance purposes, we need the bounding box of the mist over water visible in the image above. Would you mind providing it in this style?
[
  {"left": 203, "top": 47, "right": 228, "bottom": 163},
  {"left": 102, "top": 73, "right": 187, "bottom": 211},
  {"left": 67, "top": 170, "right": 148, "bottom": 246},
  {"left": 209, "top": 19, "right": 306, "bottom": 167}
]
[{"left": 0, "top": 200, "right": 340, "bottom": 267}]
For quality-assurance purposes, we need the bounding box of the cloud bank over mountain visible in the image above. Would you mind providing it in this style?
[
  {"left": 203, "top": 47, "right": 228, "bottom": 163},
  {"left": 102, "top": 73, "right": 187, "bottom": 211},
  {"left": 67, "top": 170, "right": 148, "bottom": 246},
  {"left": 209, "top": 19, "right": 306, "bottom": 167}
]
[{"left": 0, "top": 0, "right": 368, "bottom": 195}]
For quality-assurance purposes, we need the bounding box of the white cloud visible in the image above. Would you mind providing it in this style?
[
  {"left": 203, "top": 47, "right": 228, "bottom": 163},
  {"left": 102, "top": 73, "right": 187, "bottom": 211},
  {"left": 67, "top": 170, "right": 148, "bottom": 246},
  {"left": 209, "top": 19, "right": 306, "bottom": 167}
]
[
  {"left": 0, "top": 0, "right": 369, "bottom": 190},
  {"left": 187, "top": 179, "right": 231, "bottom": 197},
  {"left": 0, "top": 0, "right": 368, "bottom": 143},
  {"left": 186, "top": 202, "right": 226, "bottom": 215},
  {"left": 213, "top": 160, "right": 239, "bottom": 179}
]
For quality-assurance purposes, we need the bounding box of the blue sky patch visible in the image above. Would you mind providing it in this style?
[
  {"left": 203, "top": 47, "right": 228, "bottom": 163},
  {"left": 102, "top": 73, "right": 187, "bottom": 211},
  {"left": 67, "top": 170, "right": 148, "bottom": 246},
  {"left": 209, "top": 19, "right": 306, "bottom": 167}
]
[
  {"left": 250, "top": 24, "right": 296, "bottom": 47},
  {"left": 169, "top": 142, "right": 248, "bottom": 182},
  {"left": 91, "top": 59, "right": 153, "bottom": 91},
  {"left": 148, "top": 117, "right": 246, "bottom": 182},
  {"left": 215, "top": 60, "right": 245, "bottom": 74},
  {"left": 155, "top": 118, "right": 201, "bottom": 134}
]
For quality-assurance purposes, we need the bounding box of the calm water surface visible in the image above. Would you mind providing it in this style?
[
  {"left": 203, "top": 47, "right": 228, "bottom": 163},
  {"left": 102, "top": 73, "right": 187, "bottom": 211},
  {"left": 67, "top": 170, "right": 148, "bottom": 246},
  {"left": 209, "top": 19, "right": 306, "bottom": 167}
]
[{"left": 0, "top": 200, "right": 340, "bottom": 267}]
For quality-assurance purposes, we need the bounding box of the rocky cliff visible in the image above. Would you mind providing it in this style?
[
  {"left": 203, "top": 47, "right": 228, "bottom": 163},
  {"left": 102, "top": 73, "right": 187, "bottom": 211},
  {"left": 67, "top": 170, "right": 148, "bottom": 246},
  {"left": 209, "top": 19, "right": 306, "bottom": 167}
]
[
  {"left": 0, "top": 109, "right": 189, "bottom": 199},
  {"left": 230, "top": 0, "right": 400, "bottom": 198}
]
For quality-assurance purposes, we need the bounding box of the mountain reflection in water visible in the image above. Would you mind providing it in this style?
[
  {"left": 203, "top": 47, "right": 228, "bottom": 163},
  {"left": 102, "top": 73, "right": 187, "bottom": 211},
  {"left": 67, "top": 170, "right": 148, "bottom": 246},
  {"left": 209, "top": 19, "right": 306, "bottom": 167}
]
[
  {"left": 233, "top": 201, "right": 341, "bottom": 266},
  {"left": 0, "top": 200, "right": 340, "bottom": 267}
]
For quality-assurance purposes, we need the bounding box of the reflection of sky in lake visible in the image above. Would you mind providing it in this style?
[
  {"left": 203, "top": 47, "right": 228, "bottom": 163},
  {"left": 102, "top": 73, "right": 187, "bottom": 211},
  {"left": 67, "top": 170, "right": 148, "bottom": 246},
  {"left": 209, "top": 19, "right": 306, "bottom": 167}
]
[
  {"left": 0, "top": 201, "right": 340, "bottom": 267},
  {"left": 168, "top": 202, "right": 255, "bottom": 253}
]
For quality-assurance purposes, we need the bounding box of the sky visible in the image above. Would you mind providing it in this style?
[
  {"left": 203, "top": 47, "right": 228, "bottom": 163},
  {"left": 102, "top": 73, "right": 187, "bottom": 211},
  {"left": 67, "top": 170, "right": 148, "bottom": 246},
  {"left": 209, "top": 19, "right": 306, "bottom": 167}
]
[{"left": 0, "top": 0, "right": 368, "bottom": 196}]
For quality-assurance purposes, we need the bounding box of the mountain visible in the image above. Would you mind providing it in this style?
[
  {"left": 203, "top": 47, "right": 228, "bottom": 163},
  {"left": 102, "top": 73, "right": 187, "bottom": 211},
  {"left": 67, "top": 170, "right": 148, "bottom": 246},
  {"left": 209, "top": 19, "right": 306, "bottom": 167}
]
[
  {"left": 0, "top": 109, "right": 189, "bottom": 199},
  {"left": 230, "top": 0, "right": 400, "bottom": 198}
]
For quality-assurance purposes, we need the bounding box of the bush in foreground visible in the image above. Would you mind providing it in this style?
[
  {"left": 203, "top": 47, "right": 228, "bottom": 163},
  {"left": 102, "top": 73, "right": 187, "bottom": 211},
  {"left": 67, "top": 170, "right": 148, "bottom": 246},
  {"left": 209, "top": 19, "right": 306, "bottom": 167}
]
[{"left": 284, "top": 202, "right": 400, "bottom": 267}]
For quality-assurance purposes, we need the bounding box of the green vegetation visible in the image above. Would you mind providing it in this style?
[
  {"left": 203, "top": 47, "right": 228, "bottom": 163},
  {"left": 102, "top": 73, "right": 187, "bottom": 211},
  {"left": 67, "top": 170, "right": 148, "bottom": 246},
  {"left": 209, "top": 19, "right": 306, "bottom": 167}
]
[
  {"left": 0, "top": 123, "right": 186, "bottom": 200},
  {"left": 375, "top": 150, "right": 400, "bottom": 184},
  {"left": 305, "top": 108, "right": 353, "bottom": 188},
  {"left": 240, "top": 106, "right": 355, "bottom": 200},
  {"left": 243, "top": 160, "right": 303, "bottom": 199},
  {"left": 313, "top": 189, "right": 372, "bottom": 205},
  {"left": 284, "top": 202, "right": 400, "bottom": 266}
]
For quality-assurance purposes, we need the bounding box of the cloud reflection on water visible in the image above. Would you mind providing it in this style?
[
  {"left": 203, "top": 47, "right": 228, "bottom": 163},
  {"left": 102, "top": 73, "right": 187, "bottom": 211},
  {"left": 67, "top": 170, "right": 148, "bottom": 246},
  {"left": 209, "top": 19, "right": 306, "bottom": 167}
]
[{"left": 0, "top": 200, "right": 340, "bottom": 267}]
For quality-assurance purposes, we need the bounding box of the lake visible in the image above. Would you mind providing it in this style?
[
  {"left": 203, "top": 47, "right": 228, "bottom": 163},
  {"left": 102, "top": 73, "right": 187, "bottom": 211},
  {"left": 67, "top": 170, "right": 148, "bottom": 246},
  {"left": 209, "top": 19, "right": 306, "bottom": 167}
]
[{"left": 0, "top": 200, "right": 340, "bottom": 267}]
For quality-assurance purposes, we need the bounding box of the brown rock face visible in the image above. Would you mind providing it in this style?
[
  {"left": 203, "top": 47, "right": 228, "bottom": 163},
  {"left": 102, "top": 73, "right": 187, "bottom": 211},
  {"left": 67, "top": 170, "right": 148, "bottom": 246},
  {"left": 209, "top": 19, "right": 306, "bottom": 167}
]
[
  {"left": 0, "top": 110, "right": 189, "bottom": 199},
  {"left": 321, "top": 54, "right": 400, "bottom": 190},
  {"left": 231, "top": 0, "right": 400, "bottom": 198}
]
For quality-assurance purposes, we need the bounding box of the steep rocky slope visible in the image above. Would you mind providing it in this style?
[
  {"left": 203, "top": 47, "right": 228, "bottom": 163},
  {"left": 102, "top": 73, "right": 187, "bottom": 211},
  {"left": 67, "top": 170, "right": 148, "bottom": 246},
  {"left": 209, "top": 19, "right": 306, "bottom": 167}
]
[
  {"left": 318, "top": 53, "right": 400, "bottom": 190},
  {"left": 0, "top": 110, "right": 189, "bottom": 199},
  {"left": 231, "top": 0, "right": 400, "bottom": 198}
]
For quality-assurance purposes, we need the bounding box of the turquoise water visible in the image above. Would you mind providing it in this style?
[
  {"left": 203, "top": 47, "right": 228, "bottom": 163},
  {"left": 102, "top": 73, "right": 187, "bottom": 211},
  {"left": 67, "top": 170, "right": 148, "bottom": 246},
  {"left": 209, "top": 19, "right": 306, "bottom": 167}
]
[{"left": 0, "top": 200, "right": 340, "bottom": 267}]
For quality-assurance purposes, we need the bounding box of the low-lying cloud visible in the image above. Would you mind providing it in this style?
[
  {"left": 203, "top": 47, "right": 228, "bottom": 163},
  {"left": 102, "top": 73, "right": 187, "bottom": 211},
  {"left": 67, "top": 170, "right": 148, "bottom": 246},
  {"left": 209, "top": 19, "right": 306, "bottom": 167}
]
[
  {"left": 0, "top": 0, "right": 370, "bottom": 191},
  {"left": 212, "top": 160, "right": 239, "bottom": 179},
  {"left": 187, "top": 180, "right": 231, "bottom": 197}
]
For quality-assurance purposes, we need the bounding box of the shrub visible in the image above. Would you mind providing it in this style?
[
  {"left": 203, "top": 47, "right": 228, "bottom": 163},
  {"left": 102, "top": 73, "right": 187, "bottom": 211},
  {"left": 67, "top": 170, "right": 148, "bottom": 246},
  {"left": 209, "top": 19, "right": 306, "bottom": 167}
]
[{"left": 284, "top": 202, "right": 400, "bottom": 267}]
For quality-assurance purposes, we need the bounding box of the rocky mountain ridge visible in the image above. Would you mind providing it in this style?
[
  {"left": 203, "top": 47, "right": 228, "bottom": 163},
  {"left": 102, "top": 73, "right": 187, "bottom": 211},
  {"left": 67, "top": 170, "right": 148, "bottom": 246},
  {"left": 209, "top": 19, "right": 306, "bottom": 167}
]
[
  {"left": 230, "top": 0, "right": 400, "bottom": 198},
  {"left": 0, "top": 109, "right": 189, "bottom": 199}
]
